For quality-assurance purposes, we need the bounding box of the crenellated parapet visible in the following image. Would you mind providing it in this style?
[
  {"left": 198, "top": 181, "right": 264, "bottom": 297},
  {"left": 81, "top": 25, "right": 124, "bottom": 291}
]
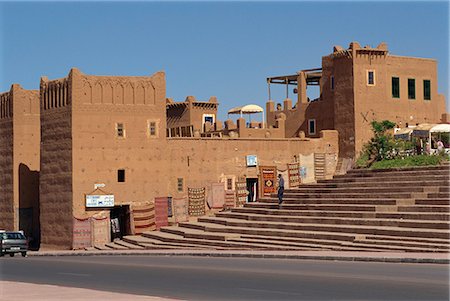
[{"left": 0, "top": 90, "right": 13, "bottom": 119}]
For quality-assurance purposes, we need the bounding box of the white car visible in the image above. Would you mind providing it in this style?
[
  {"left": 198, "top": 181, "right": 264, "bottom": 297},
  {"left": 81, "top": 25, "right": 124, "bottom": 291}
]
[{"left": 0, "top": 231, "right": 28, "bottom": 257}]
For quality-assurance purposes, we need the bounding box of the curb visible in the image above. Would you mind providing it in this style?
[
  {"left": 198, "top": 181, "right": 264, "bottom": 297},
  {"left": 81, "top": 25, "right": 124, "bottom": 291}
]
[{"left": 27, "top": 250, "right": 450, "bottom": 264}]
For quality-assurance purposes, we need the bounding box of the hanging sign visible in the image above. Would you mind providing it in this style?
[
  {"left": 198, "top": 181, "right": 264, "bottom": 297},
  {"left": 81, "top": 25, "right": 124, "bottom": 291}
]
[
  {"left": 86, "top": 195, "right": 114, "bottom": 208},
  {"left": 246, "top": 155, "right": 258, "bottom": 167}
]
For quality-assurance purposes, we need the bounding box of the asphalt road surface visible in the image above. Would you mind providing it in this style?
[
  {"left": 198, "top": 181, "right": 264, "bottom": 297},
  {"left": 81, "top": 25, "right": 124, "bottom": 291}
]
[{"left": 1, "top": 255, "right": 449, "bottom": 300}]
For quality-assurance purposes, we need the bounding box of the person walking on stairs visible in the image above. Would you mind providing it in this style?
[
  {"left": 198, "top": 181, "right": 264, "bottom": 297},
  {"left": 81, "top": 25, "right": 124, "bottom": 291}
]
[{"left": 277, "top": 173, "right": 285, "bottom": 208}]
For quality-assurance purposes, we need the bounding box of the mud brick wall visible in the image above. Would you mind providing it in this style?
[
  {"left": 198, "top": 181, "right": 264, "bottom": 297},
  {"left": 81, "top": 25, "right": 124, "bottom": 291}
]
[
  {"left": 0, "top": 92, "right": 14, "bottom": 230},
  {"left": 39, "top": 77, "right": 73, "bottom": 249}
]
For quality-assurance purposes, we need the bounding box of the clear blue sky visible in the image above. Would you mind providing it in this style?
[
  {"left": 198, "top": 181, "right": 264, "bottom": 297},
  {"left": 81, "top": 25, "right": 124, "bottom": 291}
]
[{"left": 1, "top": 1, "right": 449, "bottom": 121}]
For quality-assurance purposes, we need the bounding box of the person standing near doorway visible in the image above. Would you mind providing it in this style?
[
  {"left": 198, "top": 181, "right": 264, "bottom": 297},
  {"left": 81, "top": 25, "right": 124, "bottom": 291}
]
[{"left": 277, "top": 174, "right": 285, "bottom": 208}]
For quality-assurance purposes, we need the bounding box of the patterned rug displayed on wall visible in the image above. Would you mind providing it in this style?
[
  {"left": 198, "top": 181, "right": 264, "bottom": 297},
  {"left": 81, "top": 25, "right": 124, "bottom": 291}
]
[
  {"left": 210, "top": 183, "right": 225, "bottom": 209},
  {"left": 225, "top": 190, "right": 236, "bottom": 209},
  {"left": 131, "top": 203, "right": 156, "bottom": 234},
  {"left": 92, "top": 216, "right": 110, "bottom": 246},
  {"left": 72, "top": 216, "right": 92, "bottom": 250},
  {"left": 154, "top": 197, "right": 169, "bottom": 230},
  {"left": 167, "top": 197, "right": 173, "bottom": 217},
  {"left": 299, "top": 154, "right": 315, "bottom": 183},
  {"left": 325, "top": 153, "right": 338, "bottom": 179},
  {"left": 259, "top": 166, "right": 277, "bottom": 197},
  {"left": 288, "top": 162, "right": 300, "bottom": 188},
  {"left": 188, "top": 187, "right": 206, "bottom": 216},
  {"left": 235, "top": 181, "right": 247, "bottom": 207},
  {"left": 173, "top": 197, "right": 189, "bottom": 223}
]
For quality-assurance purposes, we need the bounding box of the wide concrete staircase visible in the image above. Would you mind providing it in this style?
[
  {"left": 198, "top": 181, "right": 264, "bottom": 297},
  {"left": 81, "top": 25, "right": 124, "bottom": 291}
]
[{"left": 121, "top": 165, "right": 450, "bottom": 252}]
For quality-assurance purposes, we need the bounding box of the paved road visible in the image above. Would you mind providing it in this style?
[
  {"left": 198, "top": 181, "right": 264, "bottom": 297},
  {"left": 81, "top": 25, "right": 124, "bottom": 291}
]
[{"left": 1, "top": 256, "right": 449, "bottom": 300}]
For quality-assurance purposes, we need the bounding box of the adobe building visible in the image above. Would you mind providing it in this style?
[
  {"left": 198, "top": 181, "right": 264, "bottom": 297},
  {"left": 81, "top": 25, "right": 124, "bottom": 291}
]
[
  {"left": 0, "top": 84, "right": 40, "bottom": 248},
  {"left": 166, "top": 96, "right": 219, "bottom": 136},
  {"left": 2, "top": 41, "right": 446, "bottom": 250},
  {"left": 36, "top": 68, "right": 338, "bottom": 249},
  {"left": 266, "top": 42, "right": 447, "bottom": 158}
]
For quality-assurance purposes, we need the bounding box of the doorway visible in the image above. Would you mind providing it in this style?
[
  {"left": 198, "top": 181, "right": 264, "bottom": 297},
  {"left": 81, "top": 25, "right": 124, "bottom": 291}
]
[
  {"left": 110, "top": 205, "right": 130, "bottom": 241},
  {"left": 246, "top": 178, "right": 258, "bottom": 203}
]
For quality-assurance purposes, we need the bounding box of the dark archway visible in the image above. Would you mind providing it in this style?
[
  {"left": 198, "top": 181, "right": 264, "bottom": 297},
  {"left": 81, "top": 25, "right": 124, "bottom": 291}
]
[{"left": 19, "top": 163, "right": 40, "bottom": 250}]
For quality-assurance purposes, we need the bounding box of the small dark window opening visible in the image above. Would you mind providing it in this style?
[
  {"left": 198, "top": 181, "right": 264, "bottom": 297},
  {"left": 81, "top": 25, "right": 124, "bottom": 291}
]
[
  {"left": 117, "top": 123, "right": 124, "bottom": 138},
  {"left": 392, "top": 77, "right": 400, "bottom": 98},
  {"left": 331, "top": 76, "right": 335, "bottom": 90},
  {"left": 368, "top": 71, "right": 375, "bottom": 85},
  {"left": 177, "top": 178, "right": 183, "bottom": 192},
  {"left": 308, "top": 119, "right": 316, "bottom": 135},
  {"left": 423, "top": 80, "right": 431, "bottom": 100},
  {"left": 118, "top": 169, "right": 125, "bottom": 182},
  {"left": 408, "top": 79, "right": 416, "bottom": 99},
  {"left": 149, "top": 122, "right": 156, "bottom": 136}
]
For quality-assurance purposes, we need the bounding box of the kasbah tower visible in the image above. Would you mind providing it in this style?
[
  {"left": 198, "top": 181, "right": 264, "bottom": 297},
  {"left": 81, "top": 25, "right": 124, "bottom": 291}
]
[
  {"left": 0, "top": 41, "right": 447, "bottom": 250},
  {"left": 39, "top": 69, "right": 167, "bottom": 248}
]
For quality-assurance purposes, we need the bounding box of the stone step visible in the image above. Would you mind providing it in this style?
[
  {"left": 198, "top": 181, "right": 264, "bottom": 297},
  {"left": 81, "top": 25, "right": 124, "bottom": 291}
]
[
  {"left": 363, "top": 234, "right": 450, "bottom": 245},
  {"left": 415, "top": 199, "right": 450, "bottom": 205},
  {"left": 428, "top": 193, "right": 450, "bottom": 198},
  {"left": 341, "top": 241, "right": 449, "bottom": 253},
  {"left": 232, "top": 207, "right": 450, "bottom": 221},
  {"left": 140, "top": 230, "right": 254, "bottom": 249},
  {"left": 236, "top": 236, "right": 448, "bottom": 253},
  {"left": 340, "top": 169, "right": 449, "bottom": 178},
  {"left": 112, "top": 239, "right": 145, "bottom": 250},
  {"left": 320, "top": 175, "right": 449, "bottom": 184},
  {"left": 286, "top": 187, "right": 425, "bottom": 194},
  {"left": 214, "top": 212, "right": 450, "bottom": 229},
  {"left": 398, "top": 205, "right": 450, "bottom": 213},
  {"left": 247, "top": 203, "right": 376, "bottom": 212},
  {"left": 158, "top": 226, "right": 314, "bottom": 250},
  {"left": 300, "top": 181, "right": 448, "bottom": 189},
  {"left": 276, "top": 192, "right": 414, "bottom": 199},
  {"left": 94, "top": 244, "right": 113, "bottom": 251},
  {"left": 226, "top": 237, "right": 386, "bottom": 252},
  {"left": 248, "top": 202, "right": 450, "bottom": 213},
  {"left": 240, "top": 232, "right": 450, "bottom": 248},
  {"left": 347, "top": 165, "right": 450, "bottom": 174},
  {"left": 261, "top": 198, "right": 398, "bottom": 205},
  {"left": 356, "top": 238, "right": 450, "bottom": 251},
  {"left": 178, "top": 221, "right": 357, "bottom": 243},
  {"left": 225, "top": 237, "right": 334, "bottom": 251},
  {"left": 196, "top": 217, "right": 450, "bottom": 240},
  {"left": 123, "top": 234, "right": 216, "bottom": 250},
  {"left": 261, "top": 197, "right": 449, "bottom": 207},
  {"left": 440, "top": 186, "right": 449, "bottom": 192},
  {"left": 105, "top": 242, "right": 129, "bottom": 250}
]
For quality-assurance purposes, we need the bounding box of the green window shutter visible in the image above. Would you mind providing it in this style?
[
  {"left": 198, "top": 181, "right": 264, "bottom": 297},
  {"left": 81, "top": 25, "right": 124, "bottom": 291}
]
[
  {"left": 392, "top": 77, "right": 400, "bottom": 98},
  {"left": 423, "top": 80, "right": 431, "bottom": 100},
  {"left": 408, "top": 79, "right": 415, "bottom": 100}
]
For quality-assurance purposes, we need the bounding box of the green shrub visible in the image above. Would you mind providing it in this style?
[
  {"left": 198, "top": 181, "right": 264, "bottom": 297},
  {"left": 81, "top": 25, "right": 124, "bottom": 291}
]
[{"left": 370, "top": 155, "right": 444, "bottom": 170}]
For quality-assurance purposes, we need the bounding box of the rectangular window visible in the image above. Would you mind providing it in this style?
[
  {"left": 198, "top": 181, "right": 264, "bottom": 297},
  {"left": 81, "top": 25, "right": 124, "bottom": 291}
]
[
  {"left": 116, "top": 123, "right": 125, "bottom": 138},
  {"left": 177, "top": 178, "right": 183, "bottom": 192},
  {"left": 149, "top": 121, "right": 157, "bottom": 136},
  {"left": 423, "top": 80, "right": 431, "bottom": 100},
  {"left": 308, "top": 119, "right": 316, "bottom": 135},
  {"left": 367, "top": 70, "right": 375, "bottom": 86},
  {"left": 392, "top": 77, "right": 400, "bottom": 98},
  {"left": 330, "top": 76, "right": 335, "bottom": 90},
  {"left": 118, "top": 169, "right": 125, "bottom": 182},
  {"left": 408, "top": 79, "right": 416, "bottom": 99}
]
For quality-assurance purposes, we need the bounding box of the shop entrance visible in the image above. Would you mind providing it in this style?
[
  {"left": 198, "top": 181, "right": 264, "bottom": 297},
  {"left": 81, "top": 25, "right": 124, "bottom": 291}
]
[
  {"left": 110, "top": 205, "right": 130, "bottom": 241},
  {"left": 246, "top": 178, "right": 258, "bottom": 202}
]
